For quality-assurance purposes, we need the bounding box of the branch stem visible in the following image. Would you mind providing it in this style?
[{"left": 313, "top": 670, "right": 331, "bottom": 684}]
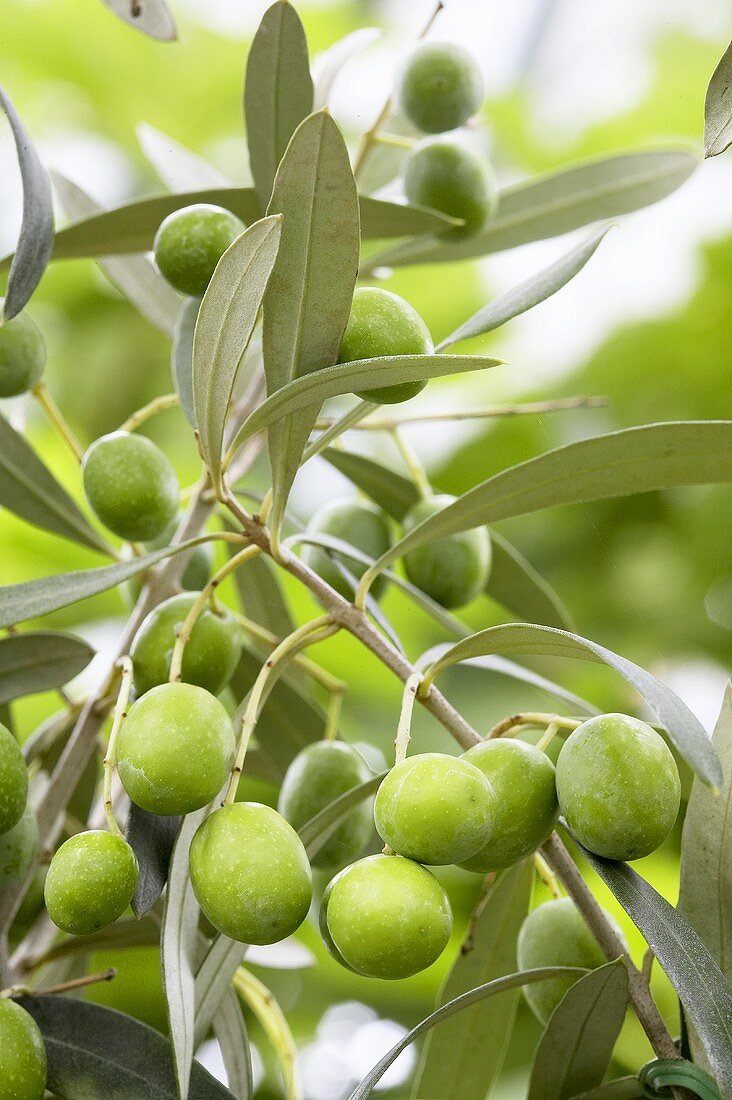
[
  {"left": 313, "top": 395, "right": 607, "bottom": 432},
  {"left": 119, "top": 393, "right": 179, "bottom": 433},
  {"left": 32, "top": 382, "right": 84, "bottom": 463},
  {"left": 233, "top": 967, "right": 301, "bottom": 1100},
  {"left": 102, "top": 656, "right": 134, "bottom": 838}
]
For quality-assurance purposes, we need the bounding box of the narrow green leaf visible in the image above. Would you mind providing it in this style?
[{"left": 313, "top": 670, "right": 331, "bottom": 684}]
[
  {"left": 425, "top": 622, "right": 720, "bottom": 787},
  {"left": 232, "top": 551, "right": 295, "bottom": 640},
  {"left": 194, "top": 935, "right": 245, "bottom": 1047},
  {"left": 126, "top": 805, "right": 180, "bottom": 918},
  {"left": 487, "top": 532, "right": 573, "bottom": 629},
  {"left": 193, "top": 216, "right": 282, "bottom": 487},
  {"left": 0, "top": 86, "right": 54, "bottom": 320},
  {"left": 212, "top": 991, "right": 252, "bottom": 1100},
  {"left": 101, "top": 0, "right": 176, "bottom": 39},
  {"left": 359, "top": 196, "right": 462, "bottom": 237},
  {"left": 172, "top": 298, "right": 200, "bottom": 429},
  {"left": 528, "top": 961, "right": 629, "bottom": 1100},
  {"left": 321, "top": 447, "right": 419, "bottom": 520},
  {"left": 312, "top": 28, "right": 381, "bottom": 109},
  {"left": 414, "top": 861, "right": 533, "bottom": 1099},
  {"left": 299, "top": 772, "right": 384, "bottom": 859},
  {"left": 704, "top": 42, "right": 732, "bottom": 158},
  {"left": 0, "top": 631, "right": 94, "bottom": 704},
  {"left": 0, "top": 411, "right": 110, "bottom": 554},
  {"left": 137, "top": 123, "right": 231, "bottom": 190},
  {"left": 438, "top": 225, "right": 610, "bottom": 350},
  {"left": 640, "top": 1058, "right": 721, "bottom": 1100}
]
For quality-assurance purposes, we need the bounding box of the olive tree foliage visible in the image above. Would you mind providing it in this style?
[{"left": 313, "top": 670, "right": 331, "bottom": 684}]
[{"left": 0, "top": 3, "right": 731, "bottom": 1098}]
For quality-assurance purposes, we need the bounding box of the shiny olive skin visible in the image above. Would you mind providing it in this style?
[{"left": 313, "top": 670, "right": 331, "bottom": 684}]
[
  {"left": 0, "top": 998, "right": 47, "bottom": 1100},
  {"left": 0, "top": 806, "right": 39, "bottom": 890},
  {"left": 319, "top": 876, "right": 360, "bottom": 972},
  {"left": 460, "top": 740, "right": 558, "bottom": 872},
  {"left": 0, "top": 723, "right": 28, "bottom": 836},
  {"left": 302, "top": 499, "right": 392, "bottom": 601},
  {"left": 131, "top": 592, "right": 242, "bottom": 697},
  {"left": 0, "top": 306, "right": 46, "bottom": 398},
  {"left": 404, "top": 137, "right": 496, "bottom": 239},
  {"left": 397, "top": 41, "right": 483, "bottom": 134},
  {"left": 44, "top": 831, "right": 139, "bottom": 936},
  {"left": 402, "top": 494, "right": 491, "bottom": 609},
  {"left": 556, "top": 713, "right": 681, "bottom": 861},
  {"left": 82, "top": 431, "right": 179, "bottom": 543},
  {"left": 117, "top": 682, "right": 235, "bottom": 816},
  {"left": 325, "top": 854, "right": 452, "bottom": 979},
  {"left": 189, "top": 802, "right": 312, "bottom": 945},
  {"left": 153, "top": 204, "right": 245, "bottom": 296},
  {"left": 278, "top": 740, "right": 373, "bottom": 869},
  {"left": 518, "top": 898, "right": 625, "bottom": 1024},
  {"left": 374, "top": 752, "right": 495, "bottom": 865},
  {"left": 338, "top": 286, "right": 434, "bottom": 404}
]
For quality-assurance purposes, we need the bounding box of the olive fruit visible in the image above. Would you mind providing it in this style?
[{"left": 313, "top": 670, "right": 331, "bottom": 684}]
[
  {"left": 153, "top": 203, "right": 245, "bottom": 296},
  {"left": 0, "top": 307, "right": 46, "bottom": 398},
  {"left": 319, "top": 875, "right": 360, "bottom": 972},
  {"left": 117, "top": 682, "right": 235, "bottom": 815},
  {"left": 338, "top": 286, "right": 433, "bottom": 405},
  {"left": 0, "top": 805, "right": 39, "bottom": 890},
  {"left": 0, "top": 722, "right": 28, "bottom": 835},
  {"left": 460, "top": 739, "right": 558, "bottom": 872},
  {"left": 189, "top": 802, "right": 312, "bottom": 945},
  {"left": 374, "top": 752, "right": 495, "bottom": 865},
  {"left": 131, "top": 592, "right": 242, "bottom": 697},
  {"left": 402, "top": 494, "right": 491, "bottom": 608},
  {"left": 44, "top": 831, "right": 138, "bottom": 936},
  {"left": 397, "top": 41, "right": 483, "bottom": 134},
  {"left": 278, "top": 740, "right": 373, "bottom": 869},
  {"left": 0, "top": 998, "right": 47, "bottom": 1100},
  {"left": 517, "top": 897, "right": 624, "bottom": 1024},
  {"left": 301, "top": 499, "right": 392, "bottom": 601},
  {"left": 556, "top": 713, "right": 681, "bottom": 862},
  {"left": 324, "top": 854, "right": 452, "bottom": 979},
  {"left": 404, "top": 137, "right": 496, "bottom": 239},
  {"left": 82, "top": 431, "right": 179, "bottom": 543}
]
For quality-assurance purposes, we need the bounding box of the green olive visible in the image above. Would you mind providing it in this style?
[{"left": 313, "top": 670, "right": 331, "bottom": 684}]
[
  {"left": 517, "top": 897, "right": 625, "bottom": 1024},
  {"left": 324, "top": 853, "right": 452, "bottom": 979},
  {"left": 404, "top": 137, "right": 496, "bottom": 239},
  {"left": 402, "top": 494, "right": 491, "bottom": 608},
  {"left": 153, "top": 204, "right": 245, "bottom": 296},
  {"left": 278, "top": 740, "right": 374, "bottom": 869},
  {"left": 460, "top": 739, "right": 558, "bottom": 872},
  {"left": 0, "top": 722, "right": 28, "bottom": 835},
  {"left": 301, "top": 499, "right": 392, "bottom": 601},
  {"left": 0, "top": 306, "right": 46, "bottom": 398},
  {"left": 44, "top": 830, "right": 139, "bottom": 936},
  {"left": 318, "top": 875, "right": 360, "bottom": 972},
  {"left": 374, "top": 752, "right": 495, "bottom": 865},
  {"left": 338, "top": 286, "right": 433, "bottom": 404},
  {"left": 10, "top": 866, "right": 47, "bottom": 940},
  {"left": 189, "top": 802, "right": 312, "bottom": 945},
  {"left": 0, "top": 998, "right": 47, "bottom": 1100},
  {"left": 397, "top": 41, "right": 483, "bottom": 134},
  {"left": 131, "top": 592, "right": 242, "bottom": 697},
  {"left": 0, "top": 805, "right": 39, "bottom": 890},
  {"left": 556, "top": 713, "right": 681, "bottom": 861},
  {"left": 82, "top": 431, "right": 179, "bottom": 543},
  {"left": 117, "top": 682, "right": 235, "bottom": 816}
]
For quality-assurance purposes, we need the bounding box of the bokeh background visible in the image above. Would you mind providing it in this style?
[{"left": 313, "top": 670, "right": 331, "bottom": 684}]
[{"left": 1, "top": 0, "right": 732, "bottom": 1096}]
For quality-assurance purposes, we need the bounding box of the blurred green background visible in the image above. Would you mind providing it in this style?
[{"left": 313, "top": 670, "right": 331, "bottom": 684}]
[{"left": 1, "top": 0, "right": 731, "bottom": 1096}]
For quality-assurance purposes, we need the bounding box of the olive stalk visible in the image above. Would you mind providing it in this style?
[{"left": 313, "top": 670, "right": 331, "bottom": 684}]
[
  {"left": 233, "top": 966, "right": 302, "bottom": 1100},
  {"left": 102, "top": 656, "right": 134, "bottom": 839},
  {"left": 394, "top": 673, "right": 422, "bottom": 765},
  {"left": 313, "top": 394, "right": 607, "bottom": 431},
  {"left": 119, "top": 392, "right": 179, "bottom": 433},
  {"left": 32, "top": 381, "right": 85, "bottom": 463},
  {"left": 390, "top": 426, "right": 432, "bottom": 500}
]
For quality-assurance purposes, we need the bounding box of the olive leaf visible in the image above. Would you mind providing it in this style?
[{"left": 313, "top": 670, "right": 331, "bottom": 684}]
[
  {"left": 0, "top": 631, "right": 94, "bottom": 704},
  {"left": 126, "top": 805, "right": 180, "bottom": 918},
  {"left": 0, "top": 86, "right": 54, "bottom": 320},
  {"left": 639, "top": 1059, "right": 722, "bottom": 1100},
  {"left": 172, "top": 298, "right": 200, "bottom": 429},
  {"left": 211, "top": 990, "right": 252, "bottom": 1100},
  {"left": 100, "top": 0, "right": 176, "bottom": 40},
  {"left": 704, "top": 41, "right": 732, "bottom": 158},
  {"left": 527, "top": 961, "right": 629, "bottom": 1100},
  {"left": 37, "top": 916, "right": 161, "bottom": 965},
  {"left": 193, "top": 215, "right": 282, "bottom": 489},
  {"left": 414, "top": 861, "right": 533, "bottom": 1099},
  {"left": 298, "top": 772, "right": 385, "bottom": 860},
  {"left": 487, "top": 532, "right": 573, "bottom": 630},
  {"left": 137, "top": 123, "right": 231, "bottom": 191},
  {"left": 321, "top": 446, "right": 419, "bottom": 521},
  {"left": 0, "top": 411, "right": 110, "bottom": 554},
  {"left": 232, "top": 551, "right": 295, "bottom": 640},
  {"left": 194, "top": 934, "right": 245, "bottom": 1048},
  {"left": 312, "top": 28, "right": 381, "bottom": 109}
]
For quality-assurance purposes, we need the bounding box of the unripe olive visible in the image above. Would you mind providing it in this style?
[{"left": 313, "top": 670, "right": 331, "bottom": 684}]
[
  {"left": 0, "top": 722, "right": 28, "bottom": 835},
  {"left": 319, "top": 875, "right": 359, "bottom": 972},
  {"left": 44, "top": 831, "right": 138, "bottom": 936},
  {"left": 338, "top": 286, "right": 433, "bottom": 405},
  {"left": 460, "top": 739, "right": 558, "bottom": 872},
  {"left": 117, "top": 682, "right": 235, "bottom": 816},
  {"left": 131, "top": 592, "right": 242, "bottom": 697},
  {"left": 374, "top": 752, "right": 495, "bottom": 865},
  {"left": 324, "top": 853, "right": 452, "bottom": 979},
  {"left": 189, "top": 802, "right": 312, "bottom": 945},
  {"left": 402, "top": 494, "right": 491, "bottom": 608},
  {"left": 556, "top": 713, "right": 681, "bottom": 862},
  {"left": 153, "top": 204, "right": 245, "bottom": 296},
  {"left": 82, "top": 431, "right": 179, "bottom": 543},
  {"left": 404, "top": 137, "right": 496, "bottom": 239},
  {"left": 301, "top": 499, "right": 392, "bottom": 601},
  {"left": 397, "top": 41, "right": 483, "bottom": 134},
  {"left": 517, "top": 897, "right": 624, "bottom": 1024},
  {"left": 0, "top": 805, "right": 39, "bottom": 890},
  {"left": 278, "top": 740, "right": 374, "bottom": 869},
  {"left": 0, "top": 998, "right": 47, "bottom": 1100},
  {"left": 0, "top": 306, "right": 46, "bottom": 398},
  {"left": 11, "top": 866, "right": 47, "bottom": 940}
]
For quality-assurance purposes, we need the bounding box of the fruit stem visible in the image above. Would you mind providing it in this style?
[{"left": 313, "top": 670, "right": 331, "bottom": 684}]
[
  {"left": 532, "top": 851, "right": 561, "bottom": 898},
  {"left": 229, "top": 609, "right": 347, "bottom": 696},
  {"left": 41, "top": 967, "right": 117, "bottom": 996},
  {"left": 374, "top": 132, "right": 417, "bottom": 150},
  {"left": 390, "top": 426, "right": 432, "bottom": 500},
  {"left": 313, "top": 395, "right": 608, "bottom": 431},
  {"left": 394, "top": 672, "right": 422, "bottom": 764},
  {"left": 324, "top": 683, "right": 346, "bottom": 741},
  {"left": 485, "top": 712, "right": 582, "bottom": 740},
  {"left": 535, "top": 721, "right": 560, "bottom": 753},
  {"left": 32, "top": 381, "right": 85, "bottom": 463},
  {"left": 303, "top": 399, "right": 376, "bottom": 463},
  {"left": 233, "top": 966, "right": 302, "bottom": 1100},
  {"left": 119, "top": 392, "right": 179, "bottom": 433},
  {"left": 103, "top": 656, "right": 134, "bottom": 839}
]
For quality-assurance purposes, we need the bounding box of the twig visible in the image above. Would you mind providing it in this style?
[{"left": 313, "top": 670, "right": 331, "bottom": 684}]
[
  {"left": 313, "top": 395, "right": 607, "bottom": 432},
  {"left": 119, "top": 393, "right": 179, "bottom": 433},
  {"left": 32, "top": 382, "right": 84, "bottom": 463}
]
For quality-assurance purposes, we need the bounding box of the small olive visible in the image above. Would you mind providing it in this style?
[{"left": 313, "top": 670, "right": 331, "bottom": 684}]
[
  {"left": 402, "top": 494, "right": 491, "bottom": 608},
  {"left": 154, "top": 204, "right": 245, "bottom": 296},
  {"left": 0, "top": 805, "right": 39, "bottom": 890},
  {"left": 0, "top": 306, "right": 46, "bottom": 398},
  {"left": 44, "top": 831, "right": 139, "bottom": 936},
  {"left": 404, "top": 137, "right": 496, "bottom": 239},
  {"left": 302, "top": 499, "right": 393, "bottom": 601},
  {"left": 0, "top": 722, "right": 28, "bottom": 835},
  {"left": 397, "top": 41, "right": 483, "bottom": 134},
  {"left": 0, "top": 998, "right": 47, "bottom": 1100},
  {"left": 82, "top": 431, "right": 179, "bottom": 543}
]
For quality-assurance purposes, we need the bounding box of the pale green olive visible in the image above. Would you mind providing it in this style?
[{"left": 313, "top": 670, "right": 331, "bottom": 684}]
[
  {"left": 0, "top": 998, "right": 47, "bottom": 1100},
  {"left": 0, "top": 722, "right": 28, "bottom": 835},
  {"left": 44, "top": 831, "right": 139, "bottom": 936}
]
